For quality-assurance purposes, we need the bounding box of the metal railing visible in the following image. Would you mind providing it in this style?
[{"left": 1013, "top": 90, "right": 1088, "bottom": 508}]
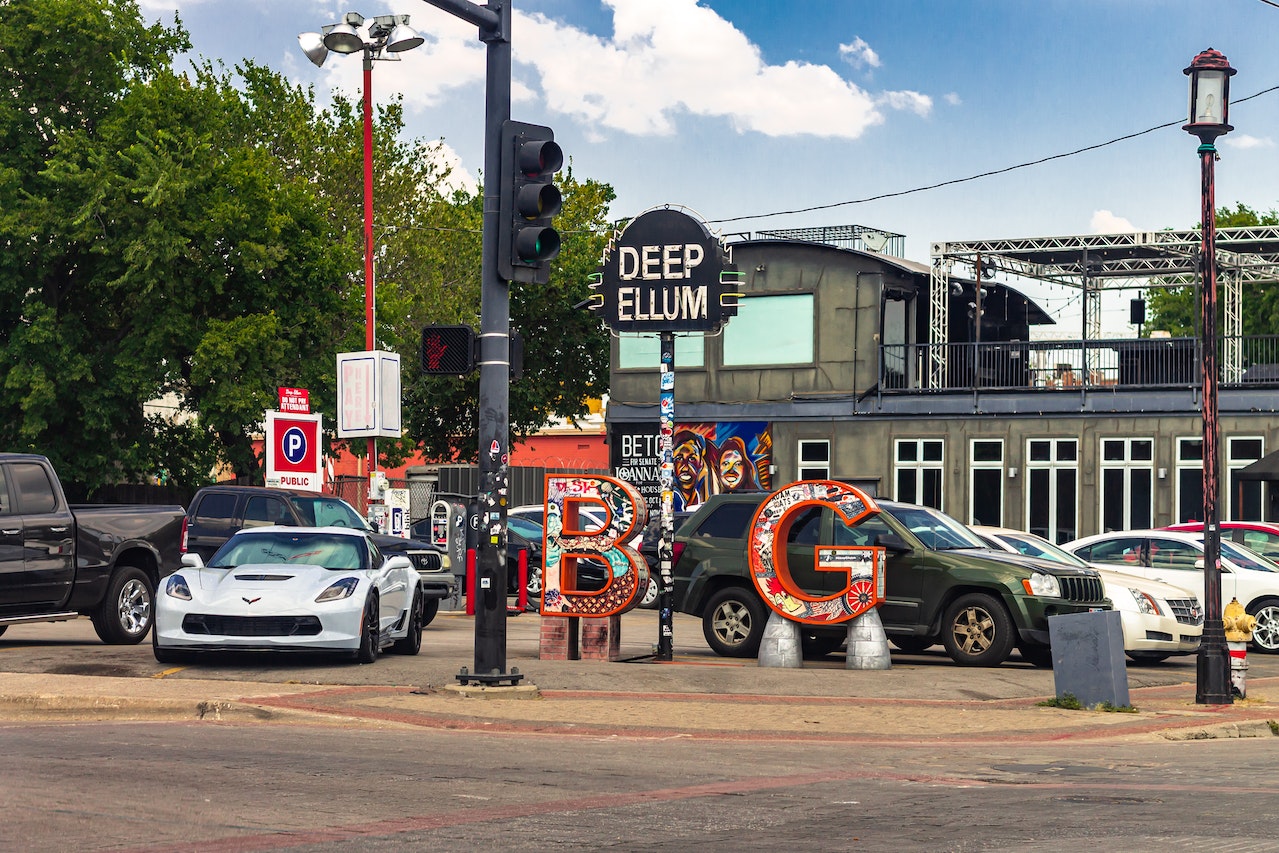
[{"left": 880, "top": 335, "right": 1279, "bottom": 393}]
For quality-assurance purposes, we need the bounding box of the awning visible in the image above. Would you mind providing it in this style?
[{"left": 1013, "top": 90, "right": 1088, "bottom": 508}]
[{"left": 1236, "top": 449, "right": 1279, "bottom": 481}]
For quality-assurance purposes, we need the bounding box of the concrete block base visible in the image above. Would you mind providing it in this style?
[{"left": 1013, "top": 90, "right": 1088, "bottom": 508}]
[
  {"left": 758, "top": 610, "right": 803, "bottom": 668},
  {"left": 846, "top": 609, "right": 892, "bottom": 670}
]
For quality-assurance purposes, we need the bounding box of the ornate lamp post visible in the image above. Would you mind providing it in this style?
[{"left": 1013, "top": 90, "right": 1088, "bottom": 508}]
[
  {"left": 298, "top": 13, "right": 424, "bottom": 475},
  {"left": 1184, "top": 47, "right": 1235, "bottom": 705}
]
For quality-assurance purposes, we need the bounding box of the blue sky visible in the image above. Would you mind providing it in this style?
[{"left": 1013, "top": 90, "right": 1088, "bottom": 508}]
[{"left": 146, "top": 0, "right": 1279, "bottom": 332}]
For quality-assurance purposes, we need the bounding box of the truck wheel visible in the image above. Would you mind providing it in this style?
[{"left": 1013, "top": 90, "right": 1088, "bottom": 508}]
[
  {"left": 420, "top": 598, "right": 440, "bottom": 627},
  {"left": 92, "top": 566, "right": 154, "bottom": 645},
  {"left": 941, "top": 592, "right": 1016, "bottom": 666},
  {"left": 391, "top": 592, "right": 423, "bottom": 656},
  {"left": 890, "top": 636, "right": 935, "bottom": 654},
  {"left": 702, "top": 587, "right": 766, "bottom": 658}
]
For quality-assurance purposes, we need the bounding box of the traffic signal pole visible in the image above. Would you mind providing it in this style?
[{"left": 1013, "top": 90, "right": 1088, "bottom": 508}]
[{"left": 422, "top": 0, "right": 522, "bottom": 685}]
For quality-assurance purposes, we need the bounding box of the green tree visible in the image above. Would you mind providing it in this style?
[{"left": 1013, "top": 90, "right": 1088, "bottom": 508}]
[{"left": 1147, "top": 202, "right": 1279, "bottom": 336}]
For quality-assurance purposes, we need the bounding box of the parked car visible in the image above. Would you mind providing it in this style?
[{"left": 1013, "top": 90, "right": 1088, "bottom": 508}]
[
  {"left": 972, "top": 526, "right": 1203, "bottom": 663},
  {"left": 1164, "top": 520, "right": 1279, "bottom": 562},
  {"left": 1064, "top": 529, "right": 1279, "bottom": 653},
  {"left": 672, "top": 494, "right": 1109, "bottom": 667},
  {"left": 154, "top": 526, "right": 423, "bottom": 663},
  {"left": 185, "top": 485, "right": 452, "bottom": 625},
  {"left": 0, "top": 453, "right": 186, "bottom": 644}
]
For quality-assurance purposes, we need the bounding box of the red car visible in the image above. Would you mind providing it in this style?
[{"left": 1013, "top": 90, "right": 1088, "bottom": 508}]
[{"left": 1163, "top": 521, "right": 1279, "bottom": 562}]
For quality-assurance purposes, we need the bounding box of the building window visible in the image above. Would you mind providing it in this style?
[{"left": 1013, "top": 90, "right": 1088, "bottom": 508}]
[
  {"left": 969, "top": 439, "right": 1004, "bottom": 527},
  {"left": 797, "top": 440, "right": 829, "bottom": 480},
  {"left": 1176, "top": 437, "right": 1204, "bottom": 523},
  {"left": 1099, "top": 438, "right": 1153, "bottom": 532},
  {"left": 722, "top": 294, "right": 814, "bottom": 366},
  {"left": 617, "top": 334, "right": 704, "bottom": 370},
  {"left": 1026, "top": 438, "right": 1077, "bottom": 544},
  {"left": 895, "top": 439, "right": 944, "bottom": 510},
  {"left": 1228, "top": 436, "right": 1265, "bottom": 521}
]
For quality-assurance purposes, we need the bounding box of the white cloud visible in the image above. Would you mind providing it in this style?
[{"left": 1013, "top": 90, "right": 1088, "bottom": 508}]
[
  {"left": 1222, "top": 134, "right": 1274, "bottom": 150},
  {"left": 944, "top": 92, "right": 962, "bottom": 107},
  {"left": 839, "top": 37, "right": 880, "bottom": 69},
  {"left": 878, "top": 90, "right": 932, "bottom": 117},
  {"left": 1090, "top": 210, "right": 1137, "bottom": 233}
]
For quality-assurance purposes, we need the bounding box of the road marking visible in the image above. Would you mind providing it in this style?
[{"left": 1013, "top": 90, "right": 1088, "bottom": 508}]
[{"left": 151, "top": 667, "right": 185, "bottom": 678}]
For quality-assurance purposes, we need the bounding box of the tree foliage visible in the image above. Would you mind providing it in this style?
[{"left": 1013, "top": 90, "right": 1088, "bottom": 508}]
[
  {"left": 0, "top": 0, "right": 615, "bottom": 491},
  {"left": 1147, "top": 202, "right": 1279, "bottom": 336}
]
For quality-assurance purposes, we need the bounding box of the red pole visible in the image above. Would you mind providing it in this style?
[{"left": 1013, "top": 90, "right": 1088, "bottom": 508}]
[
  {"left": 362, "top": 49, "right": 377, "bottom": 471},
  {"left": 516, "top": 548, "right": 528, "bottom": 612},
  {"left": 465, "top": 548, "right": 477, "bottom": 616}
]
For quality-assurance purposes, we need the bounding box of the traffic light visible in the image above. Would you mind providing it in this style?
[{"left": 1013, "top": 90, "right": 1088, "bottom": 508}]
[
  {"left": 420, "top": 324, "right": 475, "bottom": 375},
  {"left": 498, "top": 120, "right": 563, "bottom": 284}
]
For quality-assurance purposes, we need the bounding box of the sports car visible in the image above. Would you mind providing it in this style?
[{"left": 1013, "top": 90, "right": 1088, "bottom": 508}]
[{"left": 153, "top": 526, "right": 423, "bottom": 663}]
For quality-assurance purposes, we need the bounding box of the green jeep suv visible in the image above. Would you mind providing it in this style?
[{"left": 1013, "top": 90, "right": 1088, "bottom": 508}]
[{"left": 672, "top": 493, "right": 1109, "bottom": 666}]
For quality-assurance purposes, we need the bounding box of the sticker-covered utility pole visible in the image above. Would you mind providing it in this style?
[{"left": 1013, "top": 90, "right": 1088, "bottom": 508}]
[{"left": 589, "top": 207, "right": 741, "bottom": 660}]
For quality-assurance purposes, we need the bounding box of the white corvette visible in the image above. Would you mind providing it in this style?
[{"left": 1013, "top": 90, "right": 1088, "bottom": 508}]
[{"left": 154, "top": 526, "right": 423, "bottom": 663}]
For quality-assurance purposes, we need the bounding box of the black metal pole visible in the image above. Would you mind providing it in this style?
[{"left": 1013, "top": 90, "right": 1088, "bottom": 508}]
[
  {"left": 1195, "top": 140, "right": 1231, "bottom": 705},
  {"left": 422, "top": 0, "right": 520, "bottom": 686},
  {"left": 657, "top": 332, "right": 675, "bottom": 660}
]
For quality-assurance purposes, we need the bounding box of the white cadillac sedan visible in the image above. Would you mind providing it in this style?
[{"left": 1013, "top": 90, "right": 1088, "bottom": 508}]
[
  {"left": 154, "top": 527, "right": 423, "bottom": 664},
  {"left": 973, "top": 527, "right": 1203, "bottom": 664},
  {"left": 1063, "top": 529, "right": 1279, "bottom": 654}
]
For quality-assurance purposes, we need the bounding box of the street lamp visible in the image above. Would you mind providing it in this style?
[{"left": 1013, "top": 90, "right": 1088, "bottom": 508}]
[
  {"left": 298, "top": 12, "right": 424, "bottom": 476},
  {"left": 1184, "top": 47, "right": 1235, "bottom": 705}
]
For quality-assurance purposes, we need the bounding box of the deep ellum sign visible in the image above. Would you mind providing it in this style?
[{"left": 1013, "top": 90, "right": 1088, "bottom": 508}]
[{"left": 590, "top": 208, "right": 740, "bottom": 333}]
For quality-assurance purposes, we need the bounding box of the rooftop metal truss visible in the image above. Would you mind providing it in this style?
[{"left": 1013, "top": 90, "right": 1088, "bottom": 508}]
[
  {"left": 926, "top": 226, "right": 1279, "bottom": 388},
  {"left": 752, "top": 224, "right": 907, "bottom": 258}
]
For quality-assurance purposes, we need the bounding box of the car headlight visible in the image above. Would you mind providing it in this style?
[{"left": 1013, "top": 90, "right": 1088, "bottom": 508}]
[
  {"left": 316, "top": 577, "right": 360, "bottom": 602},
  {"left": 165, "top": 574, "right": 191, "bottom": 601},
  {"left": 1022, "top": 571, "right": 1061, "bottom": 598},
  {"left": 1129, "top": 588, "right": 1164, "bottom": 616}
]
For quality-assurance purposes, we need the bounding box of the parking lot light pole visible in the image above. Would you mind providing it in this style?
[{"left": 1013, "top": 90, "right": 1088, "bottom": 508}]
[
  {"left": 298, "top": 13, "right": 425, "bottom": 477},
  {"left": 1184, "top": 47, "right": 1235, "bottom": 705}
]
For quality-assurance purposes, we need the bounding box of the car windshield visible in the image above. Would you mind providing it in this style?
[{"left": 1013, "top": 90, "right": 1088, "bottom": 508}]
[
  {"left": 994, "top": 533, "right": 1092, "bottom": 568},
  {"left": 288, "top": 496, "right": 372, "bottom": 531},
  {"left": 507, "top": 515, "right": 544, "bottom": 541},
  {"left": 1220, "top": 539, "right": 1279, "bottom": 573},
  {"left": 887, "top": 505, "right": 987, "bottom": 550},
  {"left": 209, "top": 531, "right": 369, "bottom": 570}
]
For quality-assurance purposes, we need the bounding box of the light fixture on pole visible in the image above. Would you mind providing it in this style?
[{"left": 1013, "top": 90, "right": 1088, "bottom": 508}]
[
  {"left": 1184, "top": 47, "right": 1235, "bottom": 705},
  {"left": 298, "top": 13, "right": 423, "bottom": 485}
]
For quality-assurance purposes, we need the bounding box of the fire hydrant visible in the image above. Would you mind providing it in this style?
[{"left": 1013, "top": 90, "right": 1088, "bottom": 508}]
[{"left": 1223, "top": 597, "right": 1257, "bottom": 699}]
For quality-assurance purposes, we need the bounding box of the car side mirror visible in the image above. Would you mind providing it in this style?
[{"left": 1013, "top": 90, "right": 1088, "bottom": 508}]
[
  {"left": 181, "top": 553, "right": 205, "bottom": 569},
  {"left": 384, "top": 555, "right": 413, "bottom": 572},
  {"left": 876, "top": 533, "right": 912, "bottom": 553}
]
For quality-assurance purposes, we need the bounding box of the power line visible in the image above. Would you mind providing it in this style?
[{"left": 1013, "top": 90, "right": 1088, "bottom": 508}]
[{"left": 710, "top": 85, "right": 1279, "bottom": 226}]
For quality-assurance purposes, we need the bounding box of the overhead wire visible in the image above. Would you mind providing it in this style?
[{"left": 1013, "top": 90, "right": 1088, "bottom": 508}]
[{"left": 709, "top": 85, "right": 1279, "bottom": 226}]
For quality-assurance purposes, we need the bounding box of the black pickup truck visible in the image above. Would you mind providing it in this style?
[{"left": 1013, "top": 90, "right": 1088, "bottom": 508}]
[
  {"left": 0, "top": 454, "right": 186, "bottom": 643},
  {"left": 184, "top": 485, "right": 454, "bottom": 625}
]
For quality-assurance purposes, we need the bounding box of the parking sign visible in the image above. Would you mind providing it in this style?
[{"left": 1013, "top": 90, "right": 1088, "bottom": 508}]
[{"left": 265, "top": 410, "right": 323, "bottom": 492}]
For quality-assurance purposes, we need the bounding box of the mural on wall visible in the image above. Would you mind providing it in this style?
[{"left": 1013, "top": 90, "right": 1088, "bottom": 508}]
[
  {"left": 540, "top": 474, "right": 649, "bottom": 617},
  {"left": 671, "top": 422, "right": 772, "bottom": 511}
]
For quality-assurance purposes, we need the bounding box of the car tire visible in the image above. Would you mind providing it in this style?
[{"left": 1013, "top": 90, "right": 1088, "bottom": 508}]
[
  {"left": 940, "top": 592, "right": 1016, "bottom": 666},
  {"left": 702, "top": 586, "right": 767, "bottom": 658},
  {"left": 525, "top": 565, "right": 543, "bottom": 611},
  {"left": 392, "top": 592, "right": 423, "bottom": 656},
  {"left": 1018, "top": 644, "right": 1054, "bottom": 668},
  {"left": 151, "top": 628, "right": 184, "bottom": 665},
  {"left": 1126, "top": 651, "right": 1172, "bottom": 665},
  {"left": 420, "top": 597, "right": 440, "bottom": 628},
  {"left": 0, "top": 625, "right": 7, "bottom": 638},
  {"left": 92, "top": 566, "right": 154, "bottom": 645},
  {"left": 356, "top": 596, "right": 380, "bottom": 664},
  {"left": 890, "top": 636, "right": 935, "bottom": 654},
  {"left": 638, "top": 574, "right": 660, "bottom": 609},
  {"left": 1247, "top": 598, "right": 1279, "bottom": 654}
]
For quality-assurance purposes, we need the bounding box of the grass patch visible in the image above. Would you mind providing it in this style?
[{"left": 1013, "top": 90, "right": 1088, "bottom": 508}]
[
  {"left": 1038, "top": 692, "right": 1137, "bottom": 713},
  {"left": 1268, "top": 720, "right": 1279, "bottom": 735}
]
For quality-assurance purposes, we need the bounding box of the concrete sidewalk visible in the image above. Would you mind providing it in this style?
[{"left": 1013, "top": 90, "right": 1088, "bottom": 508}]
[{"left": 2, "top": 655, "right": 1276, "bottom": 743}]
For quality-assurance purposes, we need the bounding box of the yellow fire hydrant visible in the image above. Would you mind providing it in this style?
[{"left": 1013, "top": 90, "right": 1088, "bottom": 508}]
[{"left": 1223, "top": 597, "right": 1257, "bottom": 699}]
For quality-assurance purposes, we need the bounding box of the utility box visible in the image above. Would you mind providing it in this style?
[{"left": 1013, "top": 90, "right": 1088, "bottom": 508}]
[{"left": 1047, "top": 610, "right": 1130, "bottom": 708}]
